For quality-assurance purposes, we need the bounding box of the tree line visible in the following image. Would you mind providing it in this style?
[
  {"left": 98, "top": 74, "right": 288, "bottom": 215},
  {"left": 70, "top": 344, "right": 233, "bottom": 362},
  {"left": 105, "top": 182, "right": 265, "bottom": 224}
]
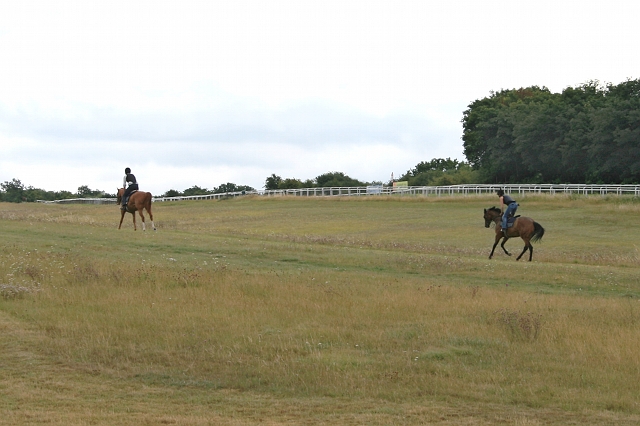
[
  {"left": 264, "top": 171, "right": 372, "bottom": 190},
  {"left": 462, "top": 79, "right": 640, "bottom": 184},
  {"left": 0, "top": 179, "right": 257, "bottom": 202},
  {"left": 0, "top": 179, "right": 110, "bottom": 203},
  {"left": 1, "top": 161, "right": 477, "bottom": 203},
  {"left": 264, "top": 166, "right": 478, "bottom": 190},
  {"left": 161, "top": 183, "right": 255, "bottom": 198},
  {"left": 4, "top": 78, "right": 637, "bottom": 202}
]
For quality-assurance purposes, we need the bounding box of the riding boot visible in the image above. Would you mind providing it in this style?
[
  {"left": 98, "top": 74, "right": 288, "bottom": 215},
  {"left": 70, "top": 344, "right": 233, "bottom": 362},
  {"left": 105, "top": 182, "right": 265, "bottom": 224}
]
[{"left": 503, "top": 228, "right": 508, "bottom": 237}]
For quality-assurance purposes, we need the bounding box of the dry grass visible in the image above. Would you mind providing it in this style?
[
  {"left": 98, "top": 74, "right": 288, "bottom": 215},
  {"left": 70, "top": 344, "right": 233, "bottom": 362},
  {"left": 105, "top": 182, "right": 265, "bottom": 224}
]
[{"left": 0, "top": 195, "right": 639, "bottom": 424}]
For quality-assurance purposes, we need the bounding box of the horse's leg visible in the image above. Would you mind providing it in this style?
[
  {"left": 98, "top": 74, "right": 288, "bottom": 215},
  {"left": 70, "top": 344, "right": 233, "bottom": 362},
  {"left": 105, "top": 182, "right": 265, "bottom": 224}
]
[
  {"left": 140, "top": 211, "right": 146, "bottom": 231},
  {"left": 137, "top": 205, "right": 146, "bottom": 231},
  {"left": 525, "top": 237, "right": 534, "bottom": 261},
  {"left": 527, "top": 226, "right": 536, "bottom": 261},
  {"left": 146, "top": 199, "right": 156, "bottom": 231},
  {"left": 131, "top": 210, "right": 137, "bottom": 231},
  {"left": 516, "top": 237, "right": 531, "bottom": 261},
  {"left": 489, "top": 234, "right": 502, "bottom": 259},
  {"left": 118, "top": 209, "right": 126, "bottom": 229},
  {"left": 517, "top": 222, "right": 536, "bottom": 261},
  {"left": 500, "top": 237, "right": 512, "bottom": 256}
]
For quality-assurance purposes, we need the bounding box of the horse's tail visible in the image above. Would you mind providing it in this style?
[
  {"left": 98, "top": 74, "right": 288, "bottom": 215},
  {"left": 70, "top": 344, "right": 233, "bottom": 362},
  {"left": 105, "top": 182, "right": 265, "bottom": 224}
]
[
  {"left": 145, "top": 192, "right": 153, "bottom": 208},
  {"left": 531, "top": 221, "right": 545, "bottom": 243}
]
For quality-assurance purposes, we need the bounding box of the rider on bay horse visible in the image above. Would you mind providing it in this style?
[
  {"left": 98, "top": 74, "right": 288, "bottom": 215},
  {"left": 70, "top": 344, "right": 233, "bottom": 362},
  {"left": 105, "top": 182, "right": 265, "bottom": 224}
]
[
  {"left": 497, "top": 188, "right": 518, "bottom": 237},
  {"left": 121, "top": 167, "right": 139, "bottom": 211}
]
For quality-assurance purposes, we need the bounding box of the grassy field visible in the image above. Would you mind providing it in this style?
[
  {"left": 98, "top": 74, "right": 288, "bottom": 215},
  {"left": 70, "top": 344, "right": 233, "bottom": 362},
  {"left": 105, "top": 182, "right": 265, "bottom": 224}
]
[{"left": 0, "top": 194, "right": 639, "bottom": 425}]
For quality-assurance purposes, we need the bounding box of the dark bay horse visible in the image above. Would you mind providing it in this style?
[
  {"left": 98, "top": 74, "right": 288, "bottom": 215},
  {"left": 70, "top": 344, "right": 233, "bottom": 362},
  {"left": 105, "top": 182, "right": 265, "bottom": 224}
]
[
  {"left": 483, "top": 207, "right": 544, "bottom": 261},
  {"left": 117, "top": 188, "right": 156, "bottom": 231}
]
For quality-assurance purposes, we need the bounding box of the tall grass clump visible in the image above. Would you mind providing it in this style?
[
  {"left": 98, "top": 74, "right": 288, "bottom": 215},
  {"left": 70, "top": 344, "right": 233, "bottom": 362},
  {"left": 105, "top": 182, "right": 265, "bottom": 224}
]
[
  {"left": 493, "top": 308, "right": 542, "bottom": 341},
  {"left": 1, "top": 249, "right": 637, "bottom": 412}
]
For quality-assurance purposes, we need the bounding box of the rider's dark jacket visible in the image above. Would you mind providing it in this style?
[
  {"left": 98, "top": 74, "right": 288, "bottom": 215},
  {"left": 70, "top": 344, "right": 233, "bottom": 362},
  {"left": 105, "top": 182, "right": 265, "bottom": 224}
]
[
  {"left": 124, "top": 173, "right": 137, "bottom": 187},
  {"left": 122, "top": 173, "right": 139, "bottom": 205},
  {"left": 502, "top": 194, "right": 516, "bottom": 205}
]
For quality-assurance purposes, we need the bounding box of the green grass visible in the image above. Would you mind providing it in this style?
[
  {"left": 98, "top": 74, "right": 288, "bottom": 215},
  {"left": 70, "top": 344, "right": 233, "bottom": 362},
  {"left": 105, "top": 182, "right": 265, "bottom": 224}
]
[{"left": 0, "top": 194, "right": 639, "bottom": 424}]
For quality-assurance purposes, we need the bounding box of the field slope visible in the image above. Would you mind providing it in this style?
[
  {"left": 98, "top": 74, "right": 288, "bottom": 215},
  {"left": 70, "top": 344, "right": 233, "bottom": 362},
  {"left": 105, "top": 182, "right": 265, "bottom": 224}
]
[{"left": 0, "top": 195, "right": 639, "bottom": 425}]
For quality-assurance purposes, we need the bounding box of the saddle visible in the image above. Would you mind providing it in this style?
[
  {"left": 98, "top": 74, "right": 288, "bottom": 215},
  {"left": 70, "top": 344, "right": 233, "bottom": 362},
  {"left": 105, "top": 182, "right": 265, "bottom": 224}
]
[
  {"left": 122, "top": 190, "right": 138, "bottom": 209},
  {"left": 504, "top": 214, "right": 521, "bottom": 228}
]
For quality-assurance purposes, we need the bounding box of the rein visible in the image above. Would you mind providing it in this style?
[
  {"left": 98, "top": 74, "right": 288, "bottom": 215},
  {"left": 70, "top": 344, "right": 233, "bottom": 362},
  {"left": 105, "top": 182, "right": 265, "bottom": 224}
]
[{"left": 489, "top": 209, "right": 502, "bottom": 223}]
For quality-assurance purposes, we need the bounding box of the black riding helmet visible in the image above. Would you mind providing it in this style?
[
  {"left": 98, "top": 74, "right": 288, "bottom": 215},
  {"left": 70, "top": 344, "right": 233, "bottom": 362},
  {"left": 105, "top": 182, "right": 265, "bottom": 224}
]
[
  {"left": 125, "top": 167, "right": 131, "bottom": 174},
  {"left": 496, "top": 189, "right": 504, "bottom": 196}
]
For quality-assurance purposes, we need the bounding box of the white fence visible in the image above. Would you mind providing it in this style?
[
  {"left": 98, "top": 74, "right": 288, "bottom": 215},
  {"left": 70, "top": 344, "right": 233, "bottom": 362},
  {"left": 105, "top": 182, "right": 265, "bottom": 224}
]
[
  {"left": 36, "top": 184, "right": 640, "bottom": 204},
  {"left": 258, "top": 184, "right": 640, "bottom": 197}
]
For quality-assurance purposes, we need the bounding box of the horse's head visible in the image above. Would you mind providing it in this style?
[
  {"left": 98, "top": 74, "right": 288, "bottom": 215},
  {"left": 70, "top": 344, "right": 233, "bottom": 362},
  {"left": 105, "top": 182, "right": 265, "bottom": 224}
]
[
  {"left": 116, "top": 188, "right": 124, "bottom": 204},
  {"left": 484, "top": 207, "right": 501, "bottom": 228}
]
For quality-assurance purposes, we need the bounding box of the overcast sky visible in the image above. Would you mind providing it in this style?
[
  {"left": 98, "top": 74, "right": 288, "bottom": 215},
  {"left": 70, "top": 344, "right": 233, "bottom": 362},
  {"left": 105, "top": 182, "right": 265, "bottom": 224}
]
[{"left": 1, "top": 0, "right": 638, "bottom": 194}]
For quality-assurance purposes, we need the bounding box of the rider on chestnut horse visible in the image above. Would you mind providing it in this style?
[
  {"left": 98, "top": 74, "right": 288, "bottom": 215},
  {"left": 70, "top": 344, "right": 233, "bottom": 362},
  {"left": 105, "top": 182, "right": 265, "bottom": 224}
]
[
  {"left": 117, "top": 169, "right": 155, "bottom": 231},
  {"left": 121, "top": 167, "right": 139, "bottom": 211}
]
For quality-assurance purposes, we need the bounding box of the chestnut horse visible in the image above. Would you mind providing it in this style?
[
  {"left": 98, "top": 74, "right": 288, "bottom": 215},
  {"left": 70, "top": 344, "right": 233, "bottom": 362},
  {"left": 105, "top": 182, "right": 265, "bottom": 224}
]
[
  {"left": 483, "top": 207, "right": 544, "bottom": 261},
  {"left": 117, "top": 188, "right": 156, "bottom": 231}
]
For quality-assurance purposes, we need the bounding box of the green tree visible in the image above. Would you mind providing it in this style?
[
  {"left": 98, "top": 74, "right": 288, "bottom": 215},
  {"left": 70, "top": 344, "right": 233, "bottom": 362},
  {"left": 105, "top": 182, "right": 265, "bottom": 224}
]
[
  {"left": 589, "top": 80, "right": 640, "bottom": 183},
  {"left": 315, "top": 172, "right": 365, "bottom": 187},
  {"left": 399, "top": 158, "right": 478, "bottom": 186},
  {"left": 213, "top": 183, "right": 254, "bottom": 193},
  {"left": 76, "top": 185, "right": 106, "bottom": 198},
  {"left": 24, "top": 188, "right": 56, "bottom": 202},
  {"left": 279, "top": 178, "right": 304, "bottom": 189},
  {"left": 265, "top": 174, "right": 282, "bottom": 190},
  {"left": 0, "top": 179, "right": 26, "bottom": 203},
  {"left": 77, "top": 185, "right": 93, "bottom": 197},
  {"left": 183, "top": 186, "right": 211, "bottom": 196},
  {"left": 405, "top": 158, "right": 461, "bottom": 176},
  {"left": 162, "top": 189, "right": 182, "bottom": 197},
  {"left": 461, "top": 80, "right": 640, "bottom": 184},
  {"left": 54, "top": 190, "right": 75, "bottom": 200}
]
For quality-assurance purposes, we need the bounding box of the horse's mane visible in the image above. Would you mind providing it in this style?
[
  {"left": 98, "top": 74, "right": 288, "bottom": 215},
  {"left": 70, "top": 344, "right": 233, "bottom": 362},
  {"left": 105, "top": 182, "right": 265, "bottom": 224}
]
[{"left": 488, "top": 206, "right": 501, "bottom": 214}]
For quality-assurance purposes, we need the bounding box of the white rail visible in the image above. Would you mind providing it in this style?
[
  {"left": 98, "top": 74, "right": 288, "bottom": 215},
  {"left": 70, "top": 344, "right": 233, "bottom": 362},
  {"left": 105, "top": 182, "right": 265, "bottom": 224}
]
[
  {"left": 36, "top": 184, "right": 640, "bottom": 204},
  {"left": 256, "top": 184, "right": 640, "bottom": 197}
]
